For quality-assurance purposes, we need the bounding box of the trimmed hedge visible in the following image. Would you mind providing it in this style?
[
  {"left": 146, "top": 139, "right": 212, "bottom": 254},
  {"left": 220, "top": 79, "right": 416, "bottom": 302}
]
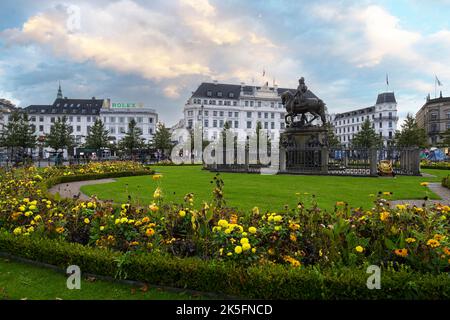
[
  {"left": 43, "top": 170, "right": 154, "bottom": 190},
  {"left": 422, "top": 165, "right": 450, "bottom": 170},
  {"left": 442, "top": 175, "right": 450, "bottom": 189},
  {"left": 0, "top": 232, "right": 448, "bottom": 299}
]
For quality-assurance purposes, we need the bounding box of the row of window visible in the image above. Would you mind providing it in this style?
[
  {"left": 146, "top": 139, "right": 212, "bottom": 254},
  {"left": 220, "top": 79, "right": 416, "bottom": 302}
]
[
  {"left": 187, "top": 110, "right": 283, "bottom": 119},
  {"left": 192, "top": 99, "right": 283, "bottom": 108},
  {"left": 187, "top": 119, "right": 285, "bottom": 130},
  {"left": 32, "top": 125, "right": 154, "bottom": 135},
  {"left": 103, "top": 117, "right": 154, "bottom": 124},
  {"left": 339, "top": 131, "right": 393, "bottom": 142},
  {"left": 31, "top": 116, "right": 99, "bottom": 123},
  {"left": 335, "top": 112, "right": 395, "bottom": 126},
  {"left": 336, "top": 121, "right": 394, "bottom": 134}
]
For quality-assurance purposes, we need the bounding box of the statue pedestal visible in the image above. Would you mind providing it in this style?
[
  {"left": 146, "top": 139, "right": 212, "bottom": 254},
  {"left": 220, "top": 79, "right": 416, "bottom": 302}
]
[{"left": 280, "top": 126, "right": 328, "bottom": 173}]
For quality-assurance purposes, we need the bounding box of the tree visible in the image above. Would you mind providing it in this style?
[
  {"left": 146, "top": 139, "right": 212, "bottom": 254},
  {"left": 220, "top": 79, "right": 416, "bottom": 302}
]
[
  {"left": 439, "top": 129, "right": 450, "bottom": 148},
  {"left": 352, "top": 119, "right": 383, "bottom": 149},
  {"left": 45, "top": 116, "right": 75, "bottom": 153},
  {"left": 324, "top": 122, "right": 341, "bottom": 148},
  {"left": 0, "top": 111, "right": 36, "bottom": 161},
  {"left": 84, "top": 119, "right": 110, "bottom": 151},
  {"left": 118, "top": 119, "right": 145, "bottom": 157},
  {"left": 394, "top": 114, "right": 428, "bottom": 148},
  {"left": 152, "top": 122, "right": 173, "bottom": 156}
]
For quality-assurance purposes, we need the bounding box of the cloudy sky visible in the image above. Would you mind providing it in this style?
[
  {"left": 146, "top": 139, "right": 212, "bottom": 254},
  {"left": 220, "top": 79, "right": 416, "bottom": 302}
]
[{"left": 1, "top": 0, "right": 450, "bottom": 127}]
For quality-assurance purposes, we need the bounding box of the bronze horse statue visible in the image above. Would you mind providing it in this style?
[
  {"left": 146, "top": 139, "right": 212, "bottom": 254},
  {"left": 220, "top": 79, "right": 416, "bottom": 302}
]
[{"left": 281, "top": 90, "right": 327, "bottom": 127}]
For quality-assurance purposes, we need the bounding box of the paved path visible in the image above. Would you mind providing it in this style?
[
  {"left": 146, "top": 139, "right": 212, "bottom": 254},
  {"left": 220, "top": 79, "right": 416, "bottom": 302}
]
[
  {"left": 48, "top": 179, "right": 116, "bottom": 201},
  {"left": 391, "top": 182, "right": 450, "bottom": 207}
]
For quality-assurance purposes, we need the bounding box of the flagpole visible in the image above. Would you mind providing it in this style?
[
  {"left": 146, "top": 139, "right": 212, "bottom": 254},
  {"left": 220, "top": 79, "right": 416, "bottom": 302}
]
[{"left": 435, "top": 76, "right": 437, "bottom": 99}]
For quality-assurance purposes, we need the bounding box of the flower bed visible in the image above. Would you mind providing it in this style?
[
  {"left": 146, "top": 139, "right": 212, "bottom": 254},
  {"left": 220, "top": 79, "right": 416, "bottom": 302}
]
[
  {"left": 0, "top": 161, "right": 449, "bottom": 298},
  {"left": 421, "top": 160, "right": 450, "bottom": 170}
]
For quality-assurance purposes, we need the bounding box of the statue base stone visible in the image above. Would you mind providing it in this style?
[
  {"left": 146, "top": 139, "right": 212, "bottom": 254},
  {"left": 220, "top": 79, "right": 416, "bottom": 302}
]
[{"left": 280, "top": 126, "right": 328, "bottom": 174}]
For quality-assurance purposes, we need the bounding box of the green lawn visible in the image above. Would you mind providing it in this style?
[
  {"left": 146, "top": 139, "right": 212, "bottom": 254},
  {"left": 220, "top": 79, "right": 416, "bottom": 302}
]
[
  {"left": 80, "top": 166, "right": 449, "bottom": 212},
  {"left": 0, "top": 258, "right": 202, "bottom": 300}
]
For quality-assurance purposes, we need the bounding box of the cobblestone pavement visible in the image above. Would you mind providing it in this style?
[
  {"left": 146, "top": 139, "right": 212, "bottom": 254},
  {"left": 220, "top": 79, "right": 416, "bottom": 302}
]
[{"left": 48, "top": 179, "right": 116, "bottom": 201}]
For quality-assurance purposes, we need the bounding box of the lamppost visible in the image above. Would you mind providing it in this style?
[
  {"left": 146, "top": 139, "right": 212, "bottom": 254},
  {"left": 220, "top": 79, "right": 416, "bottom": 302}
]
[{"left": 201, "top": 104, "right": 204, "bottom": 164}]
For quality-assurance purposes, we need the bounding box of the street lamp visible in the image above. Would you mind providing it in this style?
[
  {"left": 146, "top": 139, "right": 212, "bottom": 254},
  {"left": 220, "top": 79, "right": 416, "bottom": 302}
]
[{"left": 201, "top": 104, "right": 204, "bottom": 164}]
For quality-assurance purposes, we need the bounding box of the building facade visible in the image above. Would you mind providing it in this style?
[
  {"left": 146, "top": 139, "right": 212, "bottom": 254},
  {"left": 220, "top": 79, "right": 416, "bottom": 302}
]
[
  {"left": 331, "top": 92, "right": 398, "bottom": 147},
  {"left": 415, "top": 92, "right": 450, "bottom": 146},
  {"left": 0, "top": 99, "right": 16, "bottom": 132},
  {"left": 183, "top": 81, "right": 320, "bottom": 141},
  {"left": 100, "top": 100, "right": 158, "bottom": 145}
]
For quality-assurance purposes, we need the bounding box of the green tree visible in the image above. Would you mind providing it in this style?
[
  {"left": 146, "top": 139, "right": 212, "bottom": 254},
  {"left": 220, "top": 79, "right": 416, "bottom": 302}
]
[
  {"left": 324, "top": 122, "right": 341, "bottom": 148},
  {"left": 0, "top": 111, "right": 36, "bottom": 160},
  {"left": 118, "top": 119, "right": 145, "bottom": 157},
  {"left": 352, "top": 119, "right": 383, "bottom": 149},
  {"left": 152, "top": 122, "right": 173, "bottom": 156},
  {"left": 439, "top": 129, "right": 450, "bottom": 147},
  {"left": 45, "top": 116, "right": 75, "bottom": 153},
  {"left": 84, "top": 119, "right": 110, "bottom": 151},
  {"left": 394, "top": 114, "right": 428, "bottom": 148}
]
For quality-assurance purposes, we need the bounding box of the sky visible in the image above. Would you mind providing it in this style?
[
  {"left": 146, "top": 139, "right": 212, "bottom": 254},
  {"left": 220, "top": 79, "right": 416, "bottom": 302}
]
[{"left": 1, "top": 0, "right": 450, "bottom": 127}]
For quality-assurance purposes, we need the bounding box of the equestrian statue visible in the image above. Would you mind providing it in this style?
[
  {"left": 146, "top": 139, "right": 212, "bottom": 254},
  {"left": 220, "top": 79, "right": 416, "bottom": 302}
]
[{"left": 281, "top": 77, "right": 327, "bottom": 127}]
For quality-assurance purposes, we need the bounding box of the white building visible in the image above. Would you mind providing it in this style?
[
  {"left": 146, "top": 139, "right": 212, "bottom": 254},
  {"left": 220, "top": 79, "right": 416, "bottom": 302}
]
[
  {"left": 0, "top": 99, "right": 16, "bottom": 132},
  {"left": 23, "top": 84, "right": 158, "bottom": 158},
  {"left": 331, "top": 92, "right": 398, "bottom": 147},
  {"left": 183, "top": 81, "right": 321, "bottom": 141},
  {"left": 100, "top": 99, "right": 158, "bottom": 145}
]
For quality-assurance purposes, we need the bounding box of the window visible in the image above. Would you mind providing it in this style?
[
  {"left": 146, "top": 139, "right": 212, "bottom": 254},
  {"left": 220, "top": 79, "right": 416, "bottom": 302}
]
[
  {"left": 213, "top": 111, "right": 217, "bottom": 116},
  {"left": 213, "top": 120, "right": 217, "bottom": 128},
  {"left": 77, "top": 126, "right": 81, "bottom": 132},
  {"left": 280, "top": 123, "right": 285, "bottom": 129},
  {"left": 39, "top": 117, "right": 44, "bottom": 122},
  {"left": 148, "top": 117, "right": 153, "bottom": 123},
  {"left": 207, "top": 91, "right": 212, "bottom": 97},
  {"left": 247, "top": 121, "right": 252, "bottom": 129},
  {"left": 204, "top": 111, "right": 208, "bottom": 116},
  {"left": 204, "top": 120, "right": 209, "bottom": 127},
  {"left": 137, "top": 117, "right": 143, "bottom": 123},
  {"left": 234, "top": 112, "right": 239, "bottom": 117},
  {"left": 51, "top": 117, "right": 55, "bottom": 123},
  {"left": 388, "top": 112, "right": 392, "bottom": 119},
  {"left": 258, "top": 112, "right": 261, "bottom": 118},
  {"left": 245, "top": 101, "right": 249, "bottom": 107},
  {"left": 271, "top": 102, "right": 274, "bottom": 108},
  {"left": 228, "top": 112, "right": 232, "bottom": 117},
  {"left": 87, "top": 116, "right": 91, "bottom": 122},
  {"left": 234, "top": 121, "right": 239, "bottom": 128},
  {"left": 119, "top": 127, "right": 126, "bottom": 134},
  {"left": 247, "top": 112, "right": 252, "bottom": 118},
  {"left": 233, "top": 101, "right": 237, "bottom": 106},
  {"left": 389, "top": 121, "right": 392, "bottom": 128},
  {"left": 389, "top": 131, "right": 393, "bottom": 138},
  {"left": 148, "top": 128, "right": 153, "bottom": 134},
  {"left": 87, "top": 126, "right": 91, "bottom": 133},
  {"left": 128, "top": 117, "right": 134, "bottom": 123},
  {"left": 219, "top": 120, "right": 224, "bottom": 128},
  {"left": 271, "top": 113, "right": 275, "bottom": 119},
  {"left": 39, "top": 125, "right": 44, "bottom": 132},
  {"left": 379, "top": 113, "right": 382, "bottom": 119},
  {"left": 109, "top": 127, "right": 115, "bottom": 134},
  {"left": 271, "top": 122, "right": 275, "bottom": 129},
  {"left": 187, "top": 111, "right": 193, "bottom": 116},
  {"left": 229, "top": 92, "right": 234, "bottom": 98},
  {"left": 431, "top": 113, "right": 438, "bottom": 121},
  {"left": 264, "top": 122, "right": 268, "bottom": 129},
  {"left": 258, "top": 101, "right": 261, "bottom": 107},
  {"left": 77, "top": 116, "right": 81, "bottom": 122},
  {"left": 187, "top": 119, "right": 193, "bottom": 128},
  {"left": 250, "top": 101, "right": 254, "bottom": 107},
  {"left": 219, "top": 111, "right": 224, "bottom": 117},
  {"left": 217, "top": 91, "right": 223, "bottom": 97},
  {"left": 218, "top": 100, "right": 223, "bottom": 106},
  {"left": 30, "top": 116, "right": 36, "bottom": 122},
  {"left": 380, "top": 122, "right": 382, "bottom": 128},
  {"left": 264, "top": 113, "right": 268, "bottom": 119}
]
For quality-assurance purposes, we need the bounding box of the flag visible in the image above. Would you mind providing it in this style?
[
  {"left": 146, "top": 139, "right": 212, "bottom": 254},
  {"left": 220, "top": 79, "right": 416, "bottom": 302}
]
[
  {"left": 386, "top": 74, "right": 389, "bottom": 86},
  {"left": 436, "top": 75, "right": 443, "bottom": 86}
]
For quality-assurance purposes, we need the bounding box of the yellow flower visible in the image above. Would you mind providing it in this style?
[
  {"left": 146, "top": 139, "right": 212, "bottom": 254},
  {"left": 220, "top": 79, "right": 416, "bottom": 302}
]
[
  {"left": 251, "top": 248, "right": 256, "bottom": 253},
  {"left": 224, "top": 228, "right": 232, "bottom": 234},
  {"left": 33, "top": 215, "right": 42, "bottom": 221},
  {"left": 234, "top": 246, "right": 243, "bottom": 254},
  {"left": 406, "top": 237, "right": 416, "bottom": 243},
  {"left": 13, "top": 227, "right": 22, "bottom": 235},
  {"left": 420, "top": 182, "right": 429, "bottom": 186},
  {"left": 268, "top": 248, "right": 275, "bottom": 255},
  {"left": 218, "top": 219, "right": 228, "bottom": 228},
  {"left": 153, "top": 187, "right": 162, "bottom": 199},
  {"left": 219, "top": 248, "right": 224, "bottom": 256},
  {"left": 242, "top": 243, "right": 251, "bottom": 251},
  {"left": 273, "top": 215, "right": 283, "bottom": 222},
  {"left": 152, "top": 174, "right": 163, "bottom": 181},
  {"left": 24, "top": 211, "right": 33, "bottom": 217},
  {"left": 178, "top": 210, "right": 186, "bottom": 218},
  {"left": 18, "top": 206, "right": 26, "bottom": 212},
  {"left": 87, "top": 202, "right": 94, "bottom": 208},
  {"left": 29, "top": 205, "right": 37, "bottom": 211},
  {"left": 427, "top": 239, "right": 440, "bottom": 248},
  {"left": 394, "top": 248, "right": 408, "bottom": 257},
  {"left": 212, "top": 226, "right": 222, "bottom": 232},
  {"left": 252, "top": 207, "right": 260, "bottom": 215},
  {"left": 130, "top": 241, "right": 139, "bottom": 246},
  {"left": 227, "top": 252, "right": 232, "bottom": 256},
  {"left": 290, "top": 233, "right": 297, "bottom": 242},
  {"left": 84, "top": 218, "right": 90, "bottom": 224},
  {"left": 443, "top": 247, "right": 450, "bottom": 256},
  {"left": 142, "top": 216, "right": 150, "bottom": 223},
  {"left": 55, "top": 227, "right": 65, "bottom": 234},
  {"left": 395, "top": 204, "right": 407, "bottom": 210},
  {"left": 336, "top": 201, "right": 346, "bottom": 206},
  {"left": 380, "top": 211, "right": 390, "bottom": 221},
  {"left": 289, "top": 222, "right": 300, "bottom": 230},
  {"left": 434, "top": 234, "right": 446, "bottom": 241},
  {"left": 100, "top": 226, "right": 105, "bottom": 231},
  {"left": 248, "top": 226, "right": 257, "bottom": 234},
  {"left": 149, "top": 203, "right": 159, "bottom": 212},
  {"left": 240, "top": 237, "right": 249, "bottom": 245},
  {"left": 355, "top": 246, "right": 364, "bottom": 253},
  {"left": 145, "top": 228, "right": 155, "bottom": 237}
]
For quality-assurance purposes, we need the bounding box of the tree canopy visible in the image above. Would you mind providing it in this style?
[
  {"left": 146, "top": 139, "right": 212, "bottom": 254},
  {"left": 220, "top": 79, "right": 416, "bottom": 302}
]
[
  {"left": 45, "top": 116, "right": 75, "bottom": 152},
  {"left": 84, "top": 119, "right": 110, "bottom": 151},
  {"left": 351, "top": 119, "right": 383, "bottom": 149},
  {"left": 394, "top": 114, "right": 428, "bottom": 148}
]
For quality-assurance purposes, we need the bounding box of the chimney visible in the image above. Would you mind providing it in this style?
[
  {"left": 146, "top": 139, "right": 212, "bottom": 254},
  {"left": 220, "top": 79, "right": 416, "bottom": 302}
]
[
  {"left": 213, "top": 80, "right": 218, "bottom": 85},
  {"left": 92, "top": 97, "right": 96, "bottom": 100},
  {"left": 440, "top": 91, "right": 443, "bottom": 98}
]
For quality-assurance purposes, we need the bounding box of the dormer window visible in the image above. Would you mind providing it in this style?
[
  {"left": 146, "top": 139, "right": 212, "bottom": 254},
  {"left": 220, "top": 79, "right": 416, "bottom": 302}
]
[
  {"left": 229, "top": 92, "right": 234, "bottom": 98},
  {"left": 206, "top": 90, "right": 212, "bottom": 97},
  {"left": 217, "top": 91, "right": 223, "bottom": 97}
]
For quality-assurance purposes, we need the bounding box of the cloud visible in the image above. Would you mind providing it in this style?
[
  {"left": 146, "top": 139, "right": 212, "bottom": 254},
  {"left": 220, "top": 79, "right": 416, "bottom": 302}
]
[{"left": 163, "top": 85, "right": 181, "bottom": 99}]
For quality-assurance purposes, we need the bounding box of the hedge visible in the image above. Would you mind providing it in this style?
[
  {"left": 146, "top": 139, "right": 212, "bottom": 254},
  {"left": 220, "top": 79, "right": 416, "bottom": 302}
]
[
  {"left": 43, "top": 170, "right": 154, "bottom": 190},
  {"left": 0, "top": 232, "right": 448, "bottom": 300}
]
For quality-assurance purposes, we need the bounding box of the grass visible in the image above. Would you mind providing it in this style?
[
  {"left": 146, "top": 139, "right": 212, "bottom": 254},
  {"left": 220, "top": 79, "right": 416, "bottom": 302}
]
[
  {"left": 80, "top": 166, "right": 449, "bottom": 212},
  {"left": 0, "top": 258, "right": 203, "bottom": 300}
]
